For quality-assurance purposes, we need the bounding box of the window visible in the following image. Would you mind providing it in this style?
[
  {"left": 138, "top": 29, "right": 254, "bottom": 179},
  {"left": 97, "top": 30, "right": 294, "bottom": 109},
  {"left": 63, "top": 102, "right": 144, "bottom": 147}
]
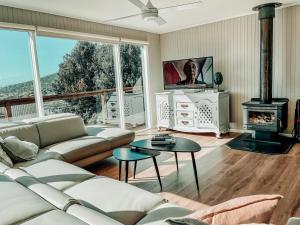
[
  {"left": 0, "top": 29, "right": 36, "bottom": 120},
  {"left": 36, "top": 36, "right": 120, "bottom": 126}
]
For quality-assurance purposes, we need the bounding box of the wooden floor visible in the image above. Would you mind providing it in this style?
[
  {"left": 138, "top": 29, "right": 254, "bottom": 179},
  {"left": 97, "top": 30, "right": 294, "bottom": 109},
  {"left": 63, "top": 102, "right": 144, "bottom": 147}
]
[{"left": 87, "top": 130, "right": 300, "bottom": 225}]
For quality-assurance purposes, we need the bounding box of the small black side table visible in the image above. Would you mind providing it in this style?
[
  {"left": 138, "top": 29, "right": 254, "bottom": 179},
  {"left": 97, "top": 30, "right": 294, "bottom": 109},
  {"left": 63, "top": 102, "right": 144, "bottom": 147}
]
[
  {"left": 130, "top": 137, "right": 201, "bottom": 191},
  {"left": 113, "top": 148, "right": 162, "bottom": 191}
]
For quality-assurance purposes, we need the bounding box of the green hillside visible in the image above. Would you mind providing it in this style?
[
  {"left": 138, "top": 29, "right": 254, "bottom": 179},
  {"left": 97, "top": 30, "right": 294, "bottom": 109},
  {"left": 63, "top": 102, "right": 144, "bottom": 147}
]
[{"left": 0, "top": 73, "right": 57, "bottom": 99}]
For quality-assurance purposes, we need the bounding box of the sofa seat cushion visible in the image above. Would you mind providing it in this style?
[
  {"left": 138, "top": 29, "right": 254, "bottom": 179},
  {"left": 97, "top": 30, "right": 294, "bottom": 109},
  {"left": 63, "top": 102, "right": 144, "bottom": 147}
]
[
  {"left": 0, "top": 124, "right": 40, "bottom": 147},
  {"left": 5, "top": 168, "right": 76, "bottom": 210},
  {"left": 36, "top": 116, "right": 87, "bottom": 148},
  {"left": 64, "top": 177, "right": 164, "bottom": 225},
  {"left": 20, "top": 210, "right": 88, "bottom": 225},
  {"left": 0, "top": 173, "right": 54, "bottom": 225},
  {"left": 42, "top": 136, "right": 111, "bottom": 163},
  {"left": 67, "top": 205, "right": 124, "bottom": 225},
  {"left": 86, "top": 125, "right": 135, "bottom": 148},
  {"left": 20, "top": 159, "right": 95, "bottom": 190},
  {"left": 13, "top": 148, "right": 64, "bottom": 168},
  {"left": 137, "top": 203, "right": 193, "bottom": 225}
]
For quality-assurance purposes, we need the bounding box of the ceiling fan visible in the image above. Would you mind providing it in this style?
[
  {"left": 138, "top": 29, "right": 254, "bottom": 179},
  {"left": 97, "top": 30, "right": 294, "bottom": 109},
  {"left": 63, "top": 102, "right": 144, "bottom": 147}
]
[{"left": 105, "top": 0, "right": 202, "bottom": 25}]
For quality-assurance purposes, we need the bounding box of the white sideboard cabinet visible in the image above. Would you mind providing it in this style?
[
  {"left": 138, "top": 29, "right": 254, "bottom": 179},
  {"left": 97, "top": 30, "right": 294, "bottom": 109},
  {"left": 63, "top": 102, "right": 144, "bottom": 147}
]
[{"left": 156, "top": 90, "right": 230, "bottom": 138}]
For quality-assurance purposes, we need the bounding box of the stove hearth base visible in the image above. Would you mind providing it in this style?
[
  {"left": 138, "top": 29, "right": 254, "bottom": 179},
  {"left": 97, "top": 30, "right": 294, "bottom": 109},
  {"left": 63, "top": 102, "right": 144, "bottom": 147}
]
[{"left": 226, "top": 133, "right": 296, "bottom": 154}]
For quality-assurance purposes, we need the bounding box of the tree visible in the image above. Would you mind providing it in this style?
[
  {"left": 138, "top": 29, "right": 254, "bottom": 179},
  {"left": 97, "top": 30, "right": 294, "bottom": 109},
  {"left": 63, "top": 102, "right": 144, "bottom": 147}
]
[
  {"left": 52, "top": 41, "right": 98, "bottom": 123},
  {"left": 52, "top": 42, "right": 143, "bottom": 124},
  {"left": 120, "top": 44, "right": 142, "bottom": 87}
]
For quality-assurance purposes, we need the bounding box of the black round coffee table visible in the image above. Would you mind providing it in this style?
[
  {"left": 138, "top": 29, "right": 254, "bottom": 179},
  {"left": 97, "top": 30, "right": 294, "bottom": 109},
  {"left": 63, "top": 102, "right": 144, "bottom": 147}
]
[
  {"left": 130, "top": 137, "right": 201, "bottom": 191},
  {"left": 113, "top": 148, "right": 162, "bottom": 191}
]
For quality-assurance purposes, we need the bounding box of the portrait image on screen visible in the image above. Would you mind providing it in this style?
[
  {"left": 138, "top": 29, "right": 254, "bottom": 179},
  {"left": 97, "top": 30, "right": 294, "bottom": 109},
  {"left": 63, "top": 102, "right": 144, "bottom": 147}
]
[{"left": 163, "top": 57, "right": 213, "bottom": 89}]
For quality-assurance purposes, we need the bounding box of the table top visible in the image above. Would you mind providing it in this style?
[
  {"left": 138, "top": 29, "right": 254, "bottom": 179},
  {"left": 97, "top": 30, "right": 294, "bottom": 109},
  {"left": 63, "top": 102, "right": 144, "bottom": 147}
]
[
  {"left": 113, "top": 148, "right": 160, "bottom": 161},
  {"left": 130, "top": 137, "right": 201, "bottom": 153}
]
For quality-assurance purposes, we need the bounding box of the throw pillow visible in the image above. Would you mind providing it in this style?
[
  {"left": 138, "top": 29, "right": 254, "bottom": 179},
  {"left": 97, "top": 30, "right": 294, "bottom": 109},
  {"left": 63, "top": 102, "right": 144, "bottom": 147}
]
[
  {"left": 1, "top": 136, "right": 39, "bottom": 163},
  {"left": 186, "top": 195, "right": 282, "bottom": 225}
]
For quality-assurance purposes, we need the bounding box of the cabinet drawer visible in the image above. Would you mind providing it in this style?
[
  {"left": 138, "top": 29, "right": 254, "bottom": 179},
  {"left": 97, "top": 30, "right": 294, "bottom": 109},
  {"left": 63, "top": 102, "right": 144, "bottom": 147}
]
[
  {"left": 176, "top": 111, "right": 193, "bottom": 119},
  {"left": 177, "top": 119, "right": 194, "bottom": 127},
  {"left": 176, "top": 102, "right": 194, "bottom": 110}
]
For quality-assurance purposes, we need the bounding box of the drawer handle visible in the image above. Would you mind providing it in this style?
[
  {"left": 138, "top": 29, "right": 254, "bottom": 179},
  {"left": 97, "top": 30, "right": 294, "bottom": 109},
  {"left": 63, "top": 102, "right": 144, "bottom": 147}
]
[
  {"left": 181, "top": 121, "right": 189, "bottom": 125},
  {"left": 181, "top": 104, "right": 189, "bottom": 109},
  {"left": 181, "top": 113, "right": 189, "bottom": 117}
]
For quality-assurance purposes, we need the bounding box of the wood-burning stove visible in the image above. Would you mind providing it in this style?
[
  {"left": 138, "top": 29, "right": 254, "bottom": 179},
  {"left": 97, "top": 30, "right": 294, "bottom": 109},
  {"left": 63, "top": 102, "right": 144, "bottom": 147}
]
[
  {"left": 227, "top": 2, "right": 295, "bottom": 154},
  {"left": 242, "top": 3, "right": 289, "bottom": 141}
]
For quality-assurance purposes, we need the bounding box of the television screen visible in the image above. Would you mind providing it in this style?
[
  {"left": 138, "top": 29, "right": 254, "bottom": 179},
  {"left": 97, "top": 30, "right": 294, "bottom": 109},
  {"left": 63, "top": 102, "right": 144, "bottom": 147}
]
[{"left": 163, "top": 57, "right": 214, "bottom": 89}]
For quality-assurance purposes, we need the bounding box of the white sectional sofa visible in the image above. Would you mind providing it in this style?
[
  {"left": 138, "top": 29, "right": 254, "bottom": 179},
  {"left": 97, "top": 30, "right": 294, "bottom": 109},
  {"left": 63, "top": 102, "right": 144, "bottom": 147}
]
[{"left": 0, "top": 114, "right": 192, "bottom": 225}]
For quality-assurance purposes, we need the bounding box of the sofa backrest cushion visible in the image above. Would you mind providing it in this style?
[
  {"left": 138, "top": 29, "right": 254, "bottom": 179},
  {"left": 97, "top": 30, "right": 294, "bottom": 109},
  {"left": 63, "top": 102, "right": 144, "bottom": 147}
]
[
  {"left": 36, "top": 116, "right": 87, "bottom": 148},
  {"left": 22, "top": 113, "right": 75, "bottom": 124},
  {"left": 0, "top": 124, "right": 40, "bottom": 147}
]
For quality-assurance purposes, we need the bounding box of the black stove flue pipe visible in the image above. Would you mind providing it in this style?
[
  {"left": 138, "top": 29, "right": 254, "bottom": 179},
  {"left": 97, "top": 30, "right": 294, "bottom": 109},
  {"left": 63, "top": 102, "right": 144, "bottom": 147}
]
[{"left": 253, "top": 3, "right": 282, "bottom": 104}]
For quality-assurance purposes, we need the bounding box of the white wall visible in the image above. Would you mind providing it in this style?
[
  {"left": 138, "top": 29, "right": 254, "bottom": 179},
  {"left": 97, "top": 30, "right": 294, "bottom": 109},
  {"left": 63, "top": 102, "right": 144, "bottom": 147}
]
[
  {"left": 160, "top": 5, "right": 300, "bottom": 133},
  {"left": 0, "top": 5, "right": 164, "bottom": 127}
]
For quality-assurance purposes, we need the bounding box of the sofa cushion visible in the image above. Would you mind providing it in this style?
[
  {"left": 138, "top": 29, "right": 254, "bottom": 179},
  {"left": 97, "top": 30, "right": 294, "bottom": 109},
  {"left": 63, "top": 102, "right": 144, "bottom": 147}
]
[
  {"left": 86, "top": 125, "right": 135, "bottom": 148},
  {"left": 0, "top": 124, "right": 40, "bottom": 147},
  {"left": 13, "top": 148, "right": 64, "bottom": 168},
  {"left": 22, "top": 113, "right": 75, "bottom": 124},
  {"left": 20, "top": 210, "right": 88, "bottom": 225},
  {"left": 20, "top": 159, "right": 95, "bottom": 190},
  {"left": 67, "top": 204, "right": 124, "bottom": 225},
  {"left": 36, "top": 116, "right": 87, "bottom": 147},
  {"left": 5, "top": 168, "right": 76, "bottom": 210},
  {"left": 43, "top": 136, "right": 111, "bottom": 163},
  {"left": 64, "top": 176, "right": 164, "bottom": 225},
  {"left": 137, "top": 203, "right": 193, "bottom": 225},
  {"left": 0, "top": 173, "right": 54, "bottom": 225},
  {"left": 287, "top": 217, "right": 300, "bottom": 225}
]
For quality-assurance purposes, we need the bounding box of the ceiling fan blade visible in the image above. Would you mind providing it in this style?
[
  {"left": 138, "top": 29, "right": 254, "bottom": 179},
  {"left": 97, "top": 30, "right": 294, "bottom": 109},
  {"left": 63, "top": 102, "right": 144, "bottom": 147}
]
[
  {"left": 128, "top": 0, "right": 148, "bottom": 11},
  {"left": 159, "top": 1, "right": 202, "bottom": 12},
  {"left": 155, "top": 16, "right": 167, "bottom": 25},
  {"left": 104, "top": 13, "right": 142, "bottom": 23}
]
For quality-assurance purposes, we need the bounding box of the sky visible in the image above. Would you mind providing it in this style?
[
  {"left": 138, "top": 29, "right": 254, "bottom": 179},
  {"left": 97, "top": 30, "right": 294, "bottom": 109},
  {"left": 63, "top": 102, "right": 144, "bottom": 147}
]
[{"left": 0, "top": 29, "right": 76, "bottom": 88}]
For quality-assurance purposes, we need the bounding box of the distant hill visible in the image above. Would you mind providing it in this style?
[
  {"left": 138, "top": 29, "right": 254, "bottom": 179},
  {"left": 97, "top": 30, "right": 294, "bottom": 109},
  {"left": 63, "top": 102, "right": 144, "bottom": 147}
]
[{"left": 0, "top": 73, "right": 57, "bottom": 99}]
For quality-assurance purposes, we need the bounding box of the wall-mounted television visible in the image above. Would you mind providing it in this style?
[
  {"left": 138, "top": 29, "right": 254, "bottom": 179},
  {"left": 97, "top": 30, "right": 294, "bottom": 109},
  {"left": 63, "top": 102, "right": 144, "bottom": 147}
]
[{"left": 163, "top": 56, "right": 214, "bottom": 90}]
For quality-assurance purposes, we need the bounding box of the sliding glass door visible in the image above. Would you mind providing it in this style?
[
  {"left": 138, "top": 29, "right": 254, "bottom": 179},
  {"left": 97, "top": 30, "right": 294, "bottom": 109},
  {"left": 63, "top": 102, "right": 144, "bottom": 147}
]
[
  {"left": 0, "top": 29, "right": 36, "bottom": 120},
  {"left": 119, "top": 44, "right": 146, "bottom": 130},
  {"left": 0, "top": 26, "right": 149, "bottom": 130}
]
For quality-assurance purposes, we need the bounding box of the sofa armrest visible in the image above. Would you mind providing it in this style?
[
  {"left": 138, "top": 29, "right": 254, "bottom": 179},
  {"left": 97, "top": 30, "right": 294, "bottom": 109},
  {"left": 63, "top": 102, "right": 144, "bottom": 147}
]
[{"left": 287, "top": 218, "right": 300, "bottom": 225}]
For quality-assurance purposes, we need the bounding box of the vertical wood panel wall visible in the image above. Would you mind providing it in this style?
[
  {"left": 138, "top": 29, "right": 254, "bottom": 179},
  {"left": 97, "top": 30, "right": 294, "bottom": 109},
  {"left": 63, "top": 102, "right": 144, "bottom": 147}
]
[
  {"left": 0, "top": 5, "right": 163, "bottom": 126},
  {"left": 160, "top": 5, "right": 300, "bottom": 132}
]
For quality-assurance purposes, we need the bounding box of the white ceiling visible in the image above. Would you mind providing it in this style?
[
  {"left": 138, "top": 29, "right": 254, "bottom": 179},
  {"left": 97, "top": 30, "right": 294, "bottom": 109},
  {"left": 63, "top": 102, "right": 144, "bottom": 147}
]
[{"left": 0, "top": 0, "right": 299, "bottom": 34}]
